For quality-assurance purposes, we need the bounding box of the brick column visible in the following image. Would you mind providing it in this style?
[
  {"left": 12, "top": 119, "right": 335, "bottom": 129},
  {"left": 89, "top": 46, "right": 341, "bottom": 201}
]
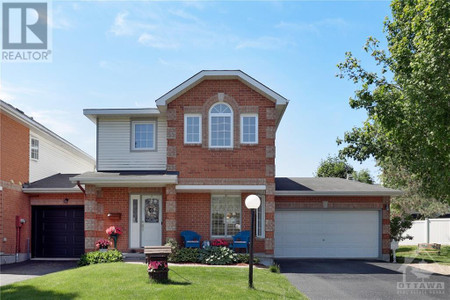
[
  {"left": 84, "top": 185, "right": 103, "bottom": 252},
  {"left": 164, "top": 185, "right": 177, "bottom": 243},
  {"left": 382, "top": 196, "right": 391, "bottom": 261},
  {"left": 265, "top": 182, "right": 275, "bottom": 255}
]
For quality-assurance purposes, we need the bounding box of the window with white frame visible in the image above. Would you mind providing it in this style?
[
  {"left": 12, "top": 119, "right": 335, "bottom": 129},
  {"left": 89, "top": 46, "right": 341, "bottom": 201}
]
[
  {"left": 30, "top": 138, "right": 39, "bottom": 160},
  {"left": 211, "top": 195, "right": 241, "bottom": 237},
  {"left": 255, "top": 195, "right": 265, "bottom": 238},
  {"left": 131, "top": 121, "right": 156, "bottom": 150},
  {"left": 184, "top": 114, "right": 202, "bottom": 144},
  {"left": 241, "top": 114, "right": 258, "bottom": 144},
  {"left": 209, "top": 103, "right": 233, "bottom": 148}
]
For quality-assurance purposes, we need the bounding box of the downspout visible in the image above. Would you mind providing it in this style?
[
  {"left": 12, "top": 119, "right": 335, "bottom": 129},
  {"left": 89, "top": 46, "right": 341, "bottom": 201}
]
[{"left": 77, "top": 181, "right": 86, "bottom": 195}]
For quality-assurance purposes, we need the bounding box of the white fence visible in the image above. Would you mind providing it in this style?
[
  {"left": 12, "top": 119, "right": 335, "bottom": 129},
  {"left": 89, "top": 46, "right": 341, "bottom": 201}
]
[{"left": 400, "top": 218, "right": 450, "bottom": 245}]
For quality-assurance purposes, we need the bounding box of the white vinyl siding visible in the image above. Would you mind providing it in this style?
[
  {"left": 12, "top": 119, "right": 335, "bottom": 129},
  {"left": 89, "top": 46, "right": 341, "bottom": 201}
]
[
  {"left": 184, "top": 114, "right": 201, "bottom": 144},
  {"left": 29, "top": 130, "right": 95, "bottom": 183},
  {"left": 97, "top": 117, "right": 167, "bottom": 171},
  {"left": 241, "top": 114, "right": 258, "bottom": 144}
]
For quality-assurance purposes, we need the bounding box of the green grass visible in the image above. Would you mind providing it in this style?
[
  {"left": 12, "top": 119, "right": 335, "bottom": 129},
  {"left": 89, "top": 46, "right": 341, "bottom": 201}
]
[
  {"left": 1, "top": 263, "right": 307, "bottom": 299},
  {"left": 395, "top": 245, "right": 450, "bottom": 264}
]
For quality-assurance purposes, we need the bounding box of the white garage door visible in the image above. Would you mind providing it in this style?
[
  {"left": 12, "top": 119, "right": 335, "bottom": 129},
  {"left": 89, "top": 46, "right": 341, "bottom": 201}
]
[{"left": 275, "top": 210, "right": 380, "bottom": 258}]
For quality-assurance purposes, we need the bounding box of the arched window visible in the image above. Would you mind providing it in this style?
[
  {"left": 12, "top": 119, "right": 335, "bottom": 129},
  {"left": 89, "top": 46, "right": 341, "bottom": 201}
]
[{"left": 209, "top": 103, "right": 233, "bottom": 148}]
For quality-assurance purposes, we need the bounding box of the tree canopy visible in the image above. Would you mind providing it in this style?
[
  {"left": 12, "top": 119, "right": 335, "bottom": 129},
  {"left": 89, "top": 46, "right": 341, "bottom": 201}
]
[
  {"left": 337, "top": 0, "right": 449, "bottom": 203},
  {"left": 315, "top": 155, "right": 354, "bottom": 179}
]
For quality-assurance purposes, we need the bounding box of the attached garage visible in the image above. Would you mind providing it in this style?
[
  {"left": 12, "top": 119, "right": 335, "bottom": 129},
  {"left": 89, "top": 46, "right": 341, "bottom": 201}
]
[
  {"left": 275, "top": 210, "right": 380, "bottom": 258},
  {"left": 32, "top": 206, "right": 84, "bottom": 258},
  {"left": 274, "top": 177, "right": 402, "bottom": 261}
]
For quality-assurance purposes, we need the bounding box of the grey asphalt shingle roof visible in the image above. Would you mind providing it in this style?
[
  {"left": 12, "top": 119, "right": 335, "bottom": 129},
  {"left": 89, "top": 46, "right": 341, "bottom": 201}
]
[
  {"left": 24, "top": 173, "right": 79, "bottom": 189},
  {"left": 275, "top": 177, "right": 402, "bottom": 195}
]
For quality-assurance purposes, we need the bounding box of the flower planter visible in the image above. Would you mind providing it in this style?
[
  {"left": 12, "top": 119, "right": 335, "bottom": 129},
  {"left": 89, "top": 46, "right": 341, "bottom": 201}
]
[
  {"left": 99, "top": 248, "right": 108, "bottom": 253},
  {"left": 148, "top": 269, "right": 169, "bottom": 282}
]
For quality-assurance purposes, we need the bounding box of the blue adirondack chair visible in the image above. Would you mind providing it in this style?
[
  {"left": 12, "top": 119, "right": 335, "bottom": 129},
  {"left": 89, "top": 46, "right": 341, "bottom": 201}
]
[
  {"left": 232, "top": 230, "right": 250, "bottom": 253},
  {"left": 180, "top": 230, "right": 201, "bottom": 248}
]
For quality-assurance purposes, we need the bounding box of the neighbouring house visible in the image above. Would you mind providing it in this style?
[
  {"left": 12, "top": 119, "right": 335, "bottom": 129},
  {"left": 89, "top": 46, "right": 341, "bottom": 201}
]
[
  {"left": 0, "top": 100, "right": 95, "bottom": 264},
  {"left": 1, "top": 70, "right": 401, "bottom": 263}
]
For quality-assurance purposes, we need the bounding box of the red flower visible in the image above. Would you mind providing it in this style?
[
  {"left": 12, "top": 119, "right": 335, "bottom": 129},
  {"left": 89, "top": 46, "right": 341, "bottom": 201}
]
[{"left": 106, "top": 226, "right": 122, "bottom": 236}]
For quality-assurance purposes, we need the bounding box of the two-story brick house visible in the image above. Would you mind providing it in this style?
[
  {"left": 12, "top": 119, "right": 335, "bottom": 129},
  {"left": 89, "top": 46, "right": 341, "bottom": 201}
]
[
  {"left": 0, "top": 100, "right": 95, "bottom": 264},
  {"left": 70, "top": 70, "right": 399, "bottom": 261}
]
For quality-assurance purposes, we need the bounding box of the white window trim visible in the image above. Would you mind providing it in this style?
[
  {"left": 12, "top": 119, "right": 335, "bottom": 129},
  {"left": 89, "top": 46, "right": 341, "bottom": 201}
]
[
  {"left": 240, "top": 114, "right": 258, "bottom": 144},
  {"left": 209, "top": 103, "right": 233, "bottom": 149},
  {"left": 256, "top": 195, "right": 265, "bottom": 238},
  {"left": 184, "top": 114, "right": 202, "bottom": 144},
  {"left": 210, "top": 194, "right": 242, "bottom": 238},
  {"left": 30, "top": 137, "right": 39, "bottom": 161},
  {"left": 131, "top": 120, "right": 156, "bottom": 151}
]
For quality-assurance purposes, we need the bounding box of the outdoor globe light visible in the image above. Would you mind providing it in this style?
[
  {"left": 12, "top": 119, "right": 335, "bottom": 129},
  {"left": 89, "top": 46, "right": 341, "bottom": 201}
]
[
  {"left": 245, "top": 194, "right": 261, "bottom": 209},
  {"left": 245, "top": 194, "right": 260, "bottom": 289}
]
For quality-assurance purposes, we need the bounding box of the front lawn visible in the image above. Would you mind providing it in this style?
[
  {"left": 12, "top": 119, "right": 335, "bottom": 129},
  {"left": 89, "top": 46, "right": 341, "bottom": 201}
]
[
  {"left": 1, "top": 263, "right": 306, "bottom": 299},
  {"left": 395, "top": 245, "right": 450, "bottom": 264}
]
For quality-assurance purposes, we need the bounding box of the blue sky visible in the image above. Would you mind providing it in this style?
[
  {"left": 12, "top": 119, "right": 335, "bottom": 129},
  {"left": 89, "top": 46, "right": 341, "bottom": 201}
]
[{"left": 1, "top": 0, "right": 392, "bottom": 180}]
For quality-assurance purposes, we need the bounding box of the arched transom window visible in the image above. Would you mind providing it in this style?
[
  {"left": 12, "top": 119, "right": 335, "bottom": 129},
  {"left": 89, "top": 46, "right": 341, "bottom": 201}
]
[{"left": 209, "top": 103, "right": 233, "bottom": 148}]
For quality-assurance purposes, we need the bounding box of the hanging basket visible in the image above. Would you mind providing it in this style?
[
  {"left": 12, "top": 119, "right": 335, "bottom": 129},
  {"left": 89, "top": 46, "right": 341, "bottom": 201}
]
[{"left": 148, "top": 269, "right": 169, "bottom": 282}]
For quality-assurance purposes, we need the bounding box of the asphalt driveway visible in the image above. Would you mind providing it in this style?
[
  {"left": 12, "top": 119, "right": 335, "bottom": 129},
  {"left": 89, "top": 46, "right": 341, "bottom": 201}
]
[
  {"left": 0, "top": 260, "right": 77, "bottom": 286},
  {"left": 276, "top": 259, "right": 450, "bottom": 300}
]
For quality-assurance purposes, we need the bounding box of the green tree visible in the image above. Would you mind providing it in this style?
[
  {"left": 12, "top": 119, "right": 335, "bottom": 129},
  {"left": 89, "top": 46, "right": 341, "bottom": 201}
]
[
  {"left": 352, "top": 169, "right": 374, "bottom": 184},
  {"left": 336, "top": 0, "right": 450, "bottom": 203},
  {"left": 315, "top": 155, "right": 354, "bottom": 179},
  {"left": 383, "top": 162, "right": 450, "bottom": 218}
]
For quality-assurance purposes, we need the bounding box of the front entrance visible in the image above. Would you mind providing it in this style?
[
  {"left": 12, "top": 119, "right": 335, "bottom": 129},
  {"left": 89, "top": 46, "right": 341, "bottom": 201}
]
[{"left": 129, "top": 195, "right": 162, "bottom": 248}]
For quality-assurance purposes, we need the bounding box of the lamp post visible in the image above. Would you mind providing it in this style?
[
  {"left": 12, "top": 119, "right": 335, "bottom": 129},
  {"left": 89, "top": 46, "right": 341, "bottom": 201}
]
[{"left": 245, "top": 194, "right": 261, "bottom": 289}]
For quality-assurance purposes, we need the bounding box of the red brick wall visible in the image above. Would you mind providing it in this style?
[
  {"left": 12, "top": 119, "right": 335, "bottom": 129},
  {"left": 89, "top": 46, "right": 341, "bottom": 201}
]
[
  {"left": 167, "top": 79, "right": 276, "bottom": 180},
  {"left": 30, "top": 193, "right": 85, "bottom": 206},
  {"left": 0, "top": 184, "right": 31, "bottom": 254},
  {"left": 1, "top": 112, "right": 29, "bottom": 184},
  {"left": 176, "top": 192, "right": 264, "bottom": 253}
]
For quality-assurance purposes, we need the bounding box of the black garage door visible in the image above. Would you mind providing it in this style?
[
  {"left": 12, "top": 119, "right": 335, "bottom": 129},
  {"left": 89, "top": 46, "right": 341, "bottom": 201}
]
[{"left": 32, "top": 206, "right": 84, "bottom": 258}]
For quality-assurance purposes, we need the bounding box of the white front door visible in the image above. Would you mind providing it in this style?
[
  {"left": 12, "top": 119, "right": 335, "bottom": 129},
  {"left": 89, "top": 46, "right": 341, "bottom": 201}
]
[{"left": 129, "top": 195, "right": 162, "bottom": 248}]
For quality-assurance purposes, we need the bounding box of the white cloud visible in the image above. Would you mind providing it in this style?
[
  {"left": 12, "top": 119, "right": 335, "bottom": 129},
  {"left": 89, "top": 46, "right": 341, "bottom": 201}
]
[
  {"left": 109, "top": 11, "right": 156, "bottom": 36},
  {"left": 48, "top": 5, "right": 73, "bottom": 30},
  {"left": 276, "top": 18, "right": 349, "bottom": 34},
  {"left": 138, "top": 33, "right": 179, "bottom": 49}
]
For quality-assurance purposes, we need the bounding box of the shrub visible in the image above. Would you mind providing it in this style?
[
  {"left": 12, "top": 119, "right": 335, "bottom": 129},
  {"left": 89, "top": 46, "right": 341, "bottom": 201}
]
[
  {"left": 78, "top": 250, "right": 123, "bottom": 267},
  {"left": 235, "top": 253, "right": 260, "bottom": 264},
  {"left": 269, "top": 263, "right": 280, "bottom": 273},
  {"left": 170, "top": 248, "right": 199, "bottom": 263},
  {"left": 165, "top": 238, "right": 180, "bottom": 262},
  {"left": 200, "top": 246, "right": 237, "bottom": 265}
]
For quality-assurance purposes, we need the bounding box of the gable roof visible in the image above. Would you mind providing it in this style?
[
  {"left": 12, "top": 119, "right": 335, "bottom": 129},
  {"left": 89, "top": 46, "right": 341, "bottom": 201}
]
[
  {"left": 155, "top": 70, "right": 289, "bottom": 107},
  {"left": 1, "top": 100, "right": 95, "bottom": 164},
  {"left": 275, "top": 177, "right": 402, "bottom": 196}
]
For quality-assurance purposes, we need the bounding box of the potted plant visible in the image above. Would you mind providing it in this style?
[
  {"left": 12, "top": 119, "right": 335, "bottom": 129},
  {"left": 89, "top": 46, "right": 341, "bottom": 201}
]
[
  {"left": 148, "top": 260, "right": 169, "bottom": 282},
  {"left": 96, "top": 239, "right": 112, "bottom": 252},
  {"left": 106, "top": 225, "right": 122, "bottom": 249}
]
